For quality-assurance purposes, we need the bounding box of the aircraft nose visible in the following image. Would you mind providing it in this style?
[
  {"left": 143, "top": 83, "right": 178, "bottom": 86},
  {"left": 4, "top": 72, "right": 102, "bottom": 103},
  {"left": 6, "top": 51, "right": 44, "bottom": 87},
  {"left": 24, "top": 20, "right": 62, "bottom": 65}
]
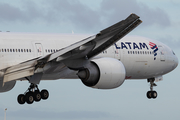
[{"left": 174, "top": 55, "right": 179, "bottom": 68}]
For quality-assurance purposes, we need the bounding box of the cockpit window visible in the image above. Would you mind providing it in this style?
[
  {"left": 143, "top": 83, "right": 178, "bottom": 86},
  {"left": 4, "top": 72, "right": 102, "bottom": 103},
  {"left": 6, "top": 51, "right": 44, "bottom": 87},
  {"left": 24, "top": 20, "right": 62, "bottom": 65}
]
[{"left": 172, "top": 51, "right": 175, "bottom": 55}]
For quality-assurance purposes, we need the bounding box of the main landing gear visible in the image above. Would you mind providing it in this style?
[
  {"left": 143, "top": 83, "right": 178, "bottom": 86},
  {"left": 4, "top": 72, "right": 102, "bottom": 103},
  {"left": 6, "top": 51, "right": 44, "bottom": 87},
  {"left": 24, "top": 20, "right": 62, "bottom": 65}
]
[
  {"left": 146, "top": 78, "right": 158, "bottom": 99},
  {"left": 17, "top": 83, "right": 49, "bottom": 104}
]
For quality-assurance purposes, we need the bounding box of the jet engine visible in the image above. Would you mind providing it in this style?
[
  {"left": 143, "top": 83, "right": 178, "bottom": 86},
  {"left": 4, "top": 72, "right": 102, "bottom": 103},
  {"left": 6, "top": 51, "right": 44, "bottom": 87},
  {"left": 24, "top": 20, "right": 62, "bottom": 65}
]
[
  {"left": 77, "top": 58, "right": 126, "bottom": 89},
  {"left": 0, "top": 80, "right": 16, "bottom": 92}
]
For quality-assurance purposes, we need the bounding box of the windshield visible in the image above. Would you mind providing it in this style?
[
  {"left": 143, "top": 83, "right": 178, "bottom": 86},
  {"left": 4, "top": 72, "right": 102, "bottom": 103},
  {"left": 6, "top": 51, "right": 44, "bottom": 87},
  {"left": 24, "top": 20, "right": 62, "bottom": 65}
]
[{"left": 172, "top": 51, "right": 175, "bottom": 55}]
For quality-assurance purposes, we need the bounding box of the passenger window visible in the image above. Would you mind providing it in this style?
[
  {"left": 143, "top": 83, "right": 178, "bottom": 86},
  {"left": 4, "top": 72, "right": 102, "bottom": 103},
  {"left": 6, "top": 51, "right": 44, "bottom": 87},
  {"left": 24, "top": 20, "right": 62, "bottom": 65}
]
[
  {"left": 5, "top": 49, "right": 6, "bottom": 52},
  {"left": 21, "top": 49, "right": 23, "bottom": 52},
  {"left": 7, "top": 49, "right": 9, "bottom": 52},
  {"left": 27, "top": 49, "right": 28, "bottom": 52},
  {"left": 29, "top": 49, "right": 31, "bottom": 52},
  {"left": 2, "top": 49, "right": 3, "bottom": 52}
]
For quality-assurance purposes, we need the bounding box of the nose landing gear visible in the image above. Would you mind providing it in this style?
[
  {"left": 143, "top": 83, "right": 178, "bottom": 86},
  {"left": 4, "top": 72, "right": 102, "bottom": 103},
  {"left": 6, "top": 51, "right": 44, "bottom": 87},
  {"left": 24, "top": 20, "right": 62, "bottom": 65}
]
[
  {"left": 17, "top": 83, "right": 49, "bottom": 105},
  {"left": 146, "top": 78, "right": 158, "bottom": 99}
]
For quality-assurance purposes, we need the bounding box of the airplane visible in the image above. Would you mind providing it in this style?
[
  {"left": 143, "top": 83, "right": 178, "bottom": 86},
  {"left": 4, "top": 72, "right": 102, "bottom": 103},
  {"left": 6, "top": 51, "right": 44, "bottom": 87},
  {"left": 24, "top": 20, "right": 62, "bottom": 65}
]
[{"left": 0, "top": 14, "right": 178, "bottom": 105}]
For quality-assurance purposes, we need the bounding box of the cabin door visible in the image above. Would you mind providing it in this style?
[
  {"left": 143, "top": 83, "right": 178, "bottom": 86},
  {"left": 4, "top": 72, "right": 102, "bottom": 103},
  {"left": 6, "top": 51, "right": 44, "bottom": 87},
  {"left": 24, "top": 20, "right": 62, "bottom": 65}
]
[{"left": 35, "top": 43, "right": 44, "bottom": 57}]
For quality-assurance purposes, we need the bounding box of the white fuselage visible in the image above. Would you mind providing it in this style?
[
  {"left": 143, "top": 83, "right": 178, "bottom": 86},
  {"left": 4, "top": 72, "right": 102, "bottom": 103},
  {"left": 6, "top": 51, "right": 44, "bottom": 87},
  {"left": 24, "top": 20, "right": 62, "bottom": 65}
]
[
  {"left": 98, "top": 36, "right": 178, "bottom": 79},
  {"left": 0, "top": 33, "right": 178, "bottom": 81}
]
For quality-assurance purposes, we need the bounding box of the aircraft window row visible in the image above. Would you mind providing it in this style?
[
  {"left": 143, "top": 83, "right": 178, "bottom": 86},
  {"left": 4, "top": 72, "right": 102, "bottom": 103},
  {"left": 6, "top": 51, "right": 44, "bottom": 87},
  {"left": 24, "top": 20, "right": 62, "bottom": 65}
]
[
  {"left": 128, "top": 51, "right": 153, "bottom": 55},
  {"left": 45, "top": 49, "right": 60, "bottom": 53},
  {"left": 0, "top": 49, "right": 32, "bottom": 53},
  {"left": 102, "top": 50, "right": 107, "bottom": 54}
]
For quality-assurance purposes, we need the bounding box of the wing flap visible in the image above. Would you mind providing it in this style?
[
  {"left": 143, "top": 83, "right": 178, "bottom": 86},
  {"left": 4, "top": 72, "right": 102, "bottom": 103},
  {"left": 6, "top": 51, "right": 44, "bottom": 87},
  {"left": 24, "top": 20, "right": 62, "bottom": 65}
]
[
  {"left": 5, "top": 60, "right": 37, "bottom": 74},
  {"left": 3, "top": 60, "right": 37, "bottom": 84},
  {"left": 3, "top": 67, "right": 34, "bottom": 83}
]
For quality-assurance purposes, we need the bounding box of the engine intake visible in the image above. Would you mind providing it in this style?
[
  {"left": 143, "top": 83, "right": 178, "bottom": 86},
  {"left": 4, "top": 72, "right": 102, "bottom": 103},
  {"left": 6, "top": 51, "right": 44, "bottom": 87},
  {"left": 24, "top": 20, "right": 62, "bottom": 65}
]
[
  {"left": 78, "top": 58, "right": 126, "bottom": 89},
  {"left": 78, "top": 62, "right": 100, "bottom": 87},
  {"left": 0, "top": 80, "right": 16, "bottom": 92}
]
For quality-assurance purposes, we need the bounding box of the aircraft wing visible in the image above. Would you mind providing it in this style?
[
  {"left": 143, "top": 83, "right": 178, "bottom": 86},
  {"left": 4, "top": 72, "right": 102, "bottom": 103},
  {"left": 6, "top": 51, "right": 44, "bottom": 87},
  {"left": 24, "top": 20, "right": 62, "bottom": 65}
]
[
  {"left": 46, "top": 13, "right": 142, "bottom": 61},
  {"left": 3, "top": 13, "right": 142, "bottom": 84}
]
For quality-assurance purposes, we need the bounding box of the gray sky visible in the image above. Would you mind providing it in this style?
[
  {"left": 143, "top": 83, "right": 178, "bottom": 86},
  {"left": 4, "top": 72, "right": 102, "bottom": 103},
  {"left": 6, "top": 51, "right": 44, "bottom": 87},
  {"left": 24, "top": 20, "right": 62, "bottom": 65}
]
[{"left": 0, "top": 0, "right": 180, "bottom": 120}]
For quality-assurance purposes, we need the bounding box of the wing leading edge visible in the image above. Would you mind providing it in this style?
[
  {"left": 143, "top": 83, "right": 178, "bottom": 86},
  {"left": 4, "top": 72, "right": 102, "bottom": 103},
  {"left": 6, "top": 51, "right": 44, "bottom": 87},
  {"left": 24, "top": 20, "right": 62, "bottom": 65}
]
[{"left": 3, "top": 13, "right": 142, "bottom": 84}]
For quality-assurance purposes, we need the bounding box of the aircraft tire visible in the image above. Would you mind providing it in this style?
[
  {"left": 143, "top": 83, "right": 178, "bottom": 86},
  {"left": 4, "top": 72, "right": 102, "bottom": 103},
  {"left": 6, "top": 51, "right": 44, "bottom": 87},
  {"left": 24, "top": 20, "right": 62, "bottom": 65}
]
[
  {"left": 17, "top": 94, "right": 26, "bottom": 104},
  {"left": 146, "top": 91, "right": 152, "bottom": 99},
  {"left": 25, "top": 92, "right": 34, "bottom": 104},
  {"left": 152, "top": 91, "right": 157, "bottom": 99},
  {"left": 34, "top": 90, "right": 41, "bottom": 102},
  {"left": 41, "top": 89, "right": 49, "bottom": 100}
]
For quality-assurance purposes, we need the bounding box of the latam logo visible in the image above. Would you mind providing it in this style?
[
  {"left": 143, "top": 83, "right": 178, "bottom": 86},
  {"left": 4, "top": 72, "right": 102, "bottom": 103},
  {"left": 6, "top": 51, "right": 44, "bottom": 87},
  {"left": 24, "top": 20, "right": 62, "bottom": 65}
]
[
  {"left": 149, "top": 42, "right": 158, "bottom": 60},
  {"left": 115, "top": 42, "right": 149, "bottom": 50},
  {"left": 114, "top": 42, "right": 159, "bottom": 60}
]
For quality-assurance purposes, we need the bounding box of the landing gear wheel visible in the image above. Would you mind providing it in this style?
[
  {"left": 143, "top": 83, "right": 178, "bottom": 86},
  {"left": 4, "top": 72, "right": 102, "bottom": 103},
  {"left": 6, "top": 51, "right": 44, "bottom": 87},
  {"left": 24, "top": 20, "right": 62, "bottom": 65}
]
[
  {"left": 17, "top": 94, "right": 26, "bottom": 104},
  {"left": 41, "top": 89, "right": 49, "bottom": 100},
  {"left": 152, "top": 91, "right": 157, "bottom": 99},
  {"left": 25, "top": 92, "right": 34, "bottom": 104},
  {"left": 34, "top": 90, "right": 41, "bottom": 102},
  {"left": 146, "top": 91, "right": 158, "bottom": 99},
  {"left": 147, "top": 78, "right": 158, "bottom": 99},
  {"left": 17, "top": 83, "right": 49, "bottom": 104},
  {"left": 146, "top": 91, "right": 152, "bottom": 99}
]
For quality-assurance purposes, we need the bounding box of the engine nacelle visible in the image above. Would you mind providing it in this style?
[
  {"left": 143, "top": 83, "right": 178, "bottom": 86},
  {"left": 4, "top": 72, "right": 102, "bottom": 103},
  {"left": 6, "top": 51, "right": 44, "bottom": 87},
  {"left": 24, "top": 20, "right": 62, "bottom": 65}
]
[
  {"left": 78, "top": 58, "right": 126, "bottom": 89},
  {"left": 0, "top": 80, "right": 16, "bottom": 92}
]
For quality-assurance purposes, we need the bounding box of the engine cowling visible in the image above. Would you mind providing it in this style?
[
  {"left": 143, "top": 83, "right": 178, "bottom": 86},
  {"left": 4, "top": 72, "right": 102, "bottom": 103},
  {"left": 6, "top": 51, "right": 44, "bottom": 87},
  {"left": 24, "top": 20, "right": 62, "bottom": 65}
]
[
  {"left": 78, "top": 58, "right": 126, "bottom": 89},
  {"left": 0, "top": 80, "right": 16, "bottom": 92}
]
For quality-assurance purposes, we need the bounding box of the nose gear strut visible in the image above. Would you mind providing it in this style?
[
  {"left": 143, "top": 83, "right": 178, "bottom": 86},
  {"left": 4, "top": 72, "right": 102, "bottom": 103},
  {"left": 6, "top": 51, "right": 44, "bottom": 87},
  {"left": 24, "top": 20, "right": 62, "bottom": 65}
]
[
  {"left": 146, "top": 78, "right": 158, "bottom": 99},
  {"left": 17, "top": 83, "right": 49, "bottom": 104}
]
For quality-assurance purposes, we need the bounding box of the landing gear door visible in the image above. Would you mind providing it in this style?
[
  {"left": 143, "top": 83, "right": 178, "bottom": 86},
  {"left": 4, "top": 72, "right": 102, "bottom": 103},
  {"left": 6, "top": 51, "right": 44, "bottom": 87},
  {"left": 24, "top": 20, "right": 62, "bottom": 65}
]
[
  {"left": 114, "top": 43, "right": 121, "bottom": 60},
  {"left": 35, "top": 43, "right": 44, "bottom": 57}
]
